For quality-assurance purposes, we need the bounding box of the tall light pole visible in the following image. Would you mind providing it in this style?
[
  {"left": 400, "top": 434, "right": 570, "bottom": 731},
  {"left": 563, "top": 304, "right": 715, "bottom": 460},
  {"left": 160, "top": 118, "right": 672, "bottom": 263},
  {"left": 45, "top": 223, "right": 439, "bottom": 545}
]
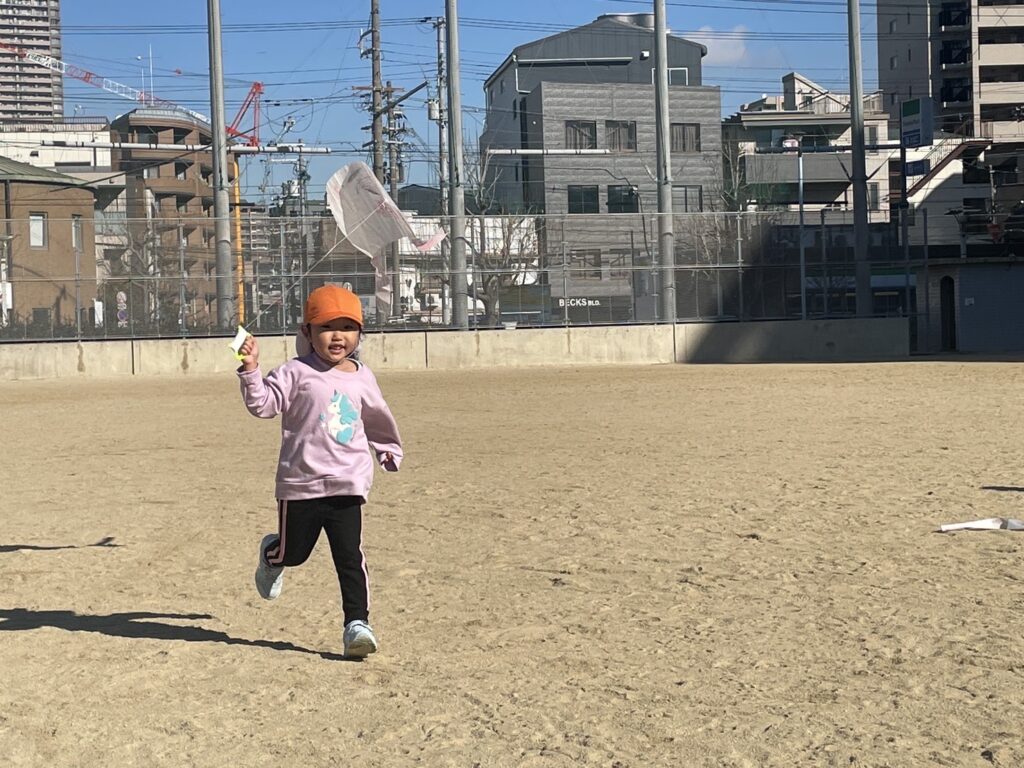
[
  {"left": 446, "top": 0, "right": 469, "bottom": 329},
  {"left": 654, "top": 0, "right": 675, "bottom": 323},
  {"left": 207, "top": 0, "right": 234, "bottom": 329},
  {"left": 847, "top": 0, "right": 872, "bottom": 316}
]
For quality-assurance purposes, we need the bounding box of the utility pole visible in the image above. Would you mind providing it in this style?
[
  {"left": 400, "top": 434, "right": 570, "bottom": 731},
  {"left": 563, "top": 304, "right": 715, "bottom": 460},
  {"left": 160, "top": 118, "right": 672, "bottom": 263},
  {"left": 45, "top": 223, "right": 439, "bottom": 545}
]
[
  {"left": 433, "top": 17, "right": 450, "bottom": 325},
  {"left": 387, "top": 81, "right": 403, "bottom": 317},
  {"left": 654, "top": 0, "right": 675, "bottom": 323},
  {"left": 370, "top": 0, "right": 384, "bottom": 184},
  {"left": 207, "top": 0, "right": 234, "bottom": 329},
  {"left": 446, "top": 0, "right": 469, "bottom": 329},
  {"left": 847, "top": 0, "right": 872, "bottom": 317}
]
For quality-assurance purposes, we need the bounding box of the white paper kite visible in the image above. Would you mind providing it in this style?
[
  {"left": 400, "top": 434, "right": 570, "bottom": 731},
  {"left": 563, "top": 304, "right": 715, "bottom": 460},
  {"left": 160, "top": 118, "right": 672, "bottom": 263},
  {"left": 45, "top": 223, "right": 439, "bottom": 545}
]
[
  {"left": 325, "top": 162, "right": 446, "bottom": 317},
  {"left": 937, "top": 517, "right": 1024, "bottom": 533}
]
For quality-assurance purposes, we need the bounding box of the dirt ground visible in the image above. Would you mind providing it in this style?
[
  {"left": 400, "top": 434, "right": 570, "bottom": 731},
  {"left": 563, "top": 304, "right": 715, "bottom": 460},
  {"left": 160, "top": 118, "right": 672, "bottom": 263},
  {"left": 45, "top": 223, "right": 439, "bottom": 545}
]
[{"left": 2, "top": 362, "right": 1024, "bottom": 767}]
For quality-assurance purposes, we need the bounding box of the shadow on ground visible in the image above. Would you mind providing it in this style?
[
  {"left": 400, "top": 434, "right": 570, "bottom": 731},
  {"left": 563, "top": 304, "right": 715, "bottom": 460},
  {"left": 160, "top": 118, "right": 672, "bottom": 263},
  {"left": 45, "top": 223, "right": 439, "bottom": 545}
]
[
  {"left": 0, "top": 537, "right": 121, "bottom": 554},
  {"left": 0, "top": 608, "right": 354, "bottom": 662}
]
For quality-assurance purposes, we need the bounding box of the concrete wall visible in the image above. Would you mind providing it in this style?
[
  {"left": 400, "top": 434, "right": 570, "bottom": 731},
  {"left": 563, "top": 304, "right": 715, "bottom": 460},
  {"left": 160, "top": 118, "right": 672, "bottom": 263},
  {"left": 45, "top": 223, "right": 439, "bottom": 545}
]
[
  {"left": 678, "top": 318, "right": 909, "bottom": 363},
  {"left": 0, "top": 339, "right": 132, "bottom": 380},
  {"left": 0, "top": 318, "right": 910, "bottom": 380}
]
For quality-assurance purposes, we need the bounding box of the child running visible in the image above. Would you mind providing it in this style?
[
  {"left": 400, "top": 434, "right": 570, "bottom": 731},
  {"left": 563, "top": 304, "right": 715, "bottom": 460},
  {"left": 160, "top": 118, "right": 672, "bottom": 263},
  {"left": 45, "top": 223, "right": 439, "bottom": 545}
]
[{"left": 236, "top": 284, "right": 403, "bottom": 658}]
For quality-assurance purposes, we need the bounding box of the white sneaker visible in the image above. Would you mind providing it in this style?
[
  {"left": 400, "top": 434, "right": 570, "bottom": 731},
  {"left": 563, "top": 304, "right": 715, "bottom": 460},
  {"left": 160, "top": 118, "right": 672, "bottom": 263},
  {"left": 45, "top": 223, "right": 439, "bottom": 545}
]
[
  {"left": 343, "top": 620, "right": 378, "bottom": 658},
  {"left": 254, "top": 534, "right": 284, "bottom": 600}
]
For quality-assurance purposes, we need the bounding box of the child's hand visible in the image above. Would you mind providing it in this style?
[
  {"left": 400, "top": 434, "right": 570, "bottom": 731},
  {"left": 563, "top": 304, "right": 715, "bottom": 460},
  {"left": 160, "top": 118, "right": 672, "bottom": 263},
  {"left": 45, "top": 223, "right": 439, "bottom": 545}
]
[
  {"left": 379, "top": 452, "right": 398, "bottom": 472},
  {"left": 239, "top": 335, "right": 260, "bottom": 372}
]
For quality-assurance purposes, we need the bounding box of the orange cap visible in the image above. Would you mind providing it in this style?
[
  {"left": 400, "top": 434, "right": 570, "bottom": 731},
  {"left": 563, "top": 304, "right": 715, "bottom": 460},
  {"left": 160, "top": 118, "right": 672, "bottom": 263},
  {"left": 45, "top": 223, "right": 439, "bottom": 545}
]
[{"left": 304, "top": 284, "right": 364, "bottom": 328}]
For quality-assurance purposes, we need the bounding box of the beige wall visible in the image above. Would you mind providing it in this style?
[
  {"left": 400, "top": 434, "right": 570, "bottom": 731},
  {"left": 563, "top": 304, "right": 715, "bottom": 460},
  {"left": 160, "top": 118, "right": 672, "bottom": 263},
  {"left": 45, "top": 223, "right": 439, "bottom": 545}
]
[{"left": 0, "top": 319, "right": 910, "bottom": 380}]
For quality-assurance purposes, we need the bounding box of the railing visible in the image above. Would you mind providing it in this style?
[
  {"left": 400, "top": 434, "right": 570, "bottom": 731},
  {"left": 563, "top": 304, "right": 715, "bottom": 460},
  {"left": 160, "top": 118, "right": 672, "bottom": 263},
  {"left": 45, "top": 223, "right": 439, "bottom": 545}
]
[{"left": 939, "top": 7, "right": 970, "bottom": 26}]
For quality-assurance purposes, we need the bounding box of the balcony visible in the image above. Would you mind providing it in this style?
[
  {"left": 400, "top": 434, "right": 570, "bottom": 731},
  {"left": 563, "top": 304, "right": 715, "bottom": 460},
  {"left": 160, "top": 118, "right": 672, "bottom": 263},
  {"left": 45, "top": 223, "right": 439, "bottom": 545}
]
[
  {"left": 144, "top": 176, "right": 208, "bottom": 198},
  {"left": 744, "top": 152, "right": 856, "bottom": 184},
  {"left": 979, "top": 82, "right": 1024, "bottom": 105},
  {"left": 978, "top": 5, "right": 1024, "bottom": 26},
  {"left": 941, "top": 86, "right": 973, "bottom": 107},
  {"left": 979, "top": 42, "right": 1024, "bottom": 67},
  {"left": 940, "top": 48, "right": 972, "bottom": 69},
  {"left": 939, "top": 6, "right": 970, "bottom": 30}
]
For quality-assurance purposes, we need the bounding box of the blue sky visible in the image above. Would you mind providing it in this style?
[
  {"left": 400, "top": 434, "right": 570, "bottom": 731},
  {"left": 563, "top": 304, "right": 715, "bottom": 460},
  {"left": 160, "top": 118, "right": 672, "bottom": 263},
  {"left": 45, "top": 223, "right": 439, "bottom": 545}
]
[{"left": 58, "top": 0, "right": 880, "bottom": 199}]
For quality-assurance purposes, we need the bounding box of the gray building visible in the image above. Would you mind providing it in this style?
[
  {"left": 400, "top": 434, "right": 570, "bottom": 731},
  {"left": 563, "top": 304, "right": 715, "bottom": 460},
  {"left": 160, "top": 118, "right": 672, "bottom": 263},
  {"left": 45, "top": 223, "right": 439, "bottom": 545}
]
[
  {"left": 0, "top": 0, "right": 63, "bottom": 122},
  {"left": 479, "top": 13, "right": 723, "bottom": 323}
]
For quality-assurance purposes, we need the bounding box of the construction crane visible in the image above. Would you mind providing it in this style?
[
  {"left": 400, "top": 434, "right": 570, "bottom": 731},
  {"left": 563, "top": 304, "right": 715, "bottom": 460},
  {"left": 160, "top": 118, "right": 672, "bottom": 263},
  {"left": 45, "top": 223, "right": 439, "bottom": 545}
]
[
  {"left": 0, "top": 42, "right": 264, "bottom": 146},
  {"left": 0, "top": 42, "right": 266, "bottom": 321}
]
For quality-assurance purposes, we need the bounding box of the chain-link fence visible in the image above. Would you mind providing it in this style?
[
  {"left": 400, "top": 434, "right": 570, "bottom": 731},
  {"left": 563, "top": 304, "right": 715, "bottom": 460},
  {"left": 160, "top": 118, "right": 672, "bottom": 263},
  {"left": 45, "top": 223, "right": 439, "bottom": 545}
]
[{"left": 0, "top": 210, "right": 998, "bottom": 351}]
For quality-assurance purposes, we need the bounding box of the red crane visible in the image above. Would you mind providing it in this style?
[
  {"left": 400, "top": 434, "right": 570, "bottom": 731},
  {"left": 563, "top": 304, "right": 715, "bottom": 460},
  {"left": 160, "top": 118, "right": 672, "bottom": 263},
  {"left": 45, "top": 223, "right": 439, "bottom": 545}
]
[{"left": 0, "top": 43, "right": 263, "bottom": 146}]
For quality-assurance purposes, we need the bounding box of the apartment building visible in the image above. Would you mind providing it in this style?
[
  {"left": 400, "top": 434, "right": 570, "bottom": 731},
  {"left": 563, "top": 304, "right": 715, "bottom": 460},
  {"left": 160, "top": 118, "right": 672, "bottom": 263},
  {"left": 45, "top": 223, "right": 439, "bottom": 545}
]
[
  {"left": 0, "top": 0, "right": 62, "bottom": 121},
  {"left": 877, "top": 0, "right": 1024, "bottom": 139}
]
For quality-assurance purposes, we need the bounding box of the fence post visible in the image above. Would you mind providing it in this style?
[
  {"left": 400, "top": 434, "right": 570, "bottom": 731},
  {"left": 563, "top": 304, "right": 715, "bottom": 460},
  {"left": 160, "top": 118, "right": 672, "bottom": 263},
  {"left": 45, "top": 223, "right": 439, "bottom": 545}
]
[
  {"left": 279, "top": 222, "right": 286, "bottom": 331},
  {"left": 178, "top": 224, "right": 186, "bottom": 335},
  {"left": 820, "top": 208, "right": 828, "bottom": 318},
  {"left": 736, "top": 211, "right": 744, "bottom": 321},
  {"left": 74, "top": 233, "right": 82, "bottom": 339}
]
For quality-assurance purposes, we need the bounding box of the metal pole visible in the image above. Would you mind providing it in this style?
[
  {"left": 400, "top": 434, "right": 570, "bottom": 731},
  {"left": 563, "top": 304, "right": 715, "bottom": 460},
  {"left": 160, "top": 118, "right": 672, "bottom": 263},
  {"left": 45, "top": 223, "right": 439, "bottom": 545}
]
[
  {"left": 847, "top": 0, "right": 872, "bottom": 317},
  {"left": 923, "top": 207, "right": 931, "bottom": 353},
  {"left": 736, "top": 211, "right": 744, "bottom": 320},
  {"left": 387, "top": 81, "right": 402, "bottom": 319},
  {"left": 435, "top": 18, "right": 450, "bottom": 326},
  {"left": 900, "top": 141, "right": 911, "bottom": 318},
  {"left": 74, "top": 234, "right": 81, "bottom": 337},
  {"left": 561, "top": 242, "right": 569, "bottom": 326},
  {"left": 446, "top": 0, "right": 468, "bottom": 329},
  {"left": 654, "top": 0, "right": 675, "bottom": 323},
  {"left": 296, "top": 154, "right": 309, "bottom": 302},
  {"left": 371, "top": 0, "right": 384, "bottom": 184},
  {"left": 178, "top": 223, "right": 186, "bottom": 333},
  {"left": 798, "top": 147, "right": 807, "bottom": 319},
  {"left": 207, "top": 0, "right": 234, "bottom": 329},
  {"left": 278, "top": 222, "right": 286, "bottom": 330},
  {"left": 821, "top": 208, "right": 828, "bottom": 317}
]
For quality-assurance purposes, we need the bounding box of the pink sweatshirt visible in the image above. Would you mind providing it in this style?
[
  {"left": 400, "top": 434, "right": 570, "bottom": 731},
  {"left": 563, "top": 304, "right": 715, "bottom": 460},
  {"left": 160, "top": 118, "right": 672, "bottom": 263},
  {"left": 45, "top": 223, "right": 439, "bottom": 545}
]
[{"left": 238, "top": 354, "right": 403, "bottom": 501}]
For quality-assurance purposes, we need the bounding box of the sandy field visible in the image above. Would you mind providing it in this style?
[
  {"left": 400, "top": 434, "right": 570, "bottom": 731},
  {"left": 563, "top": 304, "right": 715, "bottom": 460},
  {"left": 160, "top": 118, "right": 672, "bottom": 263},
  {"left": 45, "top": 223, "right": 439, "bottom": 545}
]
[{"left": 2, "top": 361, "right": 1024, "bottom": 767}]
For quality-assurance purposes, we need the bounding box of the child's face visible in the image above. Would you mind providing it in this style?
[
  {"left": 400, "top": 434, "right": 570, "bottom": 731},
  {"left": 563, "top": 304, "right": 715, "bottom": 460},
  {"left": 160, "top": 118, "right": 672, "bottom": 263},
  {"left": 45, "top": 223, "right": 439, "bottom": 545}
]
[{"left": 303, "top": 317, "right": 361, "bottom": 367}]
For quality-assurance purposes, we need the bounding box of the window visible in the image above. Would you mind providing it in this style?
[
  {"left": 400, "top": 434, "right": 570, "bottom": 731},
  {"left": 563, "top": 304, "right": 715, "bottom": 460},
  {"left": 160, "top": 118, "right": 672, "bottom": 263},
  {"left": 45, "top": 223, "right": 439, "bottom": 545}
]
[
  {"left": 889, "top": 19, "right": 897, "bottom": 33},
  {"left": 890, "top": 55, "right": 899, "bottom": 70},
  {"left": 866, "top": 125, "right": 878, "bottom": 153},
  {"left": 607, "top": 185, "right": 639, "bottom": 213},
  {"left": 71, "top": 215, "right": 82, "bottom": 252},
  {"left": 672, "top": 185, "right": 702, "bottom": 213},
  {"left": 651, "top": 68, "right": 689, "bottom": 85},
  {"left": 568, "top": 185, "right": 599, "bottom": 214},
  {"left": 29, "top": 212, "right": 47, "bottom": 247},
  {"left": 571, "top": 249, "right": 602, "bottom": 279},
  {"left": 565, "top": 120, "right": 597, "bottom": 150},
  {"left": 908, "top": 47, "right": 912, "bottom": 62},
  {"left": 671, "top": 123, "right": 701, "bottom": 153},
  {"left": 512, "top": 100, "right": 517, "bottom": 119},
  {"left": 868, "top": 183, "right": 880, "bottom": 211},
  {"left": 606, "top": 120, "right": 637, "bottom": 152}
]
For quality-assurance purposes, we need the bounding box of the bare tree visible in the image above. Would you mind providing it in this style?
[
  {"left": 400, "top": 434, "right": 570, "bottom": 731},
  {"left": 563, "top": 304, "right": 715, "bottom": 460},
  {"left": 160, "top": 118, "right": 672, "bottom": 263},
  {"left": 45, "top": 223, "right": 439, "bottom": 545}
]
[{"left": 464, "top": 143, "right": 541, "bottom": 325}]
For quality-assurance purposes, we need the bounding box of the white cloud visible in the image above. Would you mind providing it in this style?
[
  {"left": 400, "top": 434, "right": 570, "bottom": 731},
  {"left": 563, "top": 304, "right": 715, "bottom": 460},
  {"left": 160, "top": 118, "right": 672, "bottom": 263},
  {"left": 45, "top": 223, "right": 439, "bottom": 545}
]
[{"left": 691, "top": 25, "right": 750, "bottom": 66}]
